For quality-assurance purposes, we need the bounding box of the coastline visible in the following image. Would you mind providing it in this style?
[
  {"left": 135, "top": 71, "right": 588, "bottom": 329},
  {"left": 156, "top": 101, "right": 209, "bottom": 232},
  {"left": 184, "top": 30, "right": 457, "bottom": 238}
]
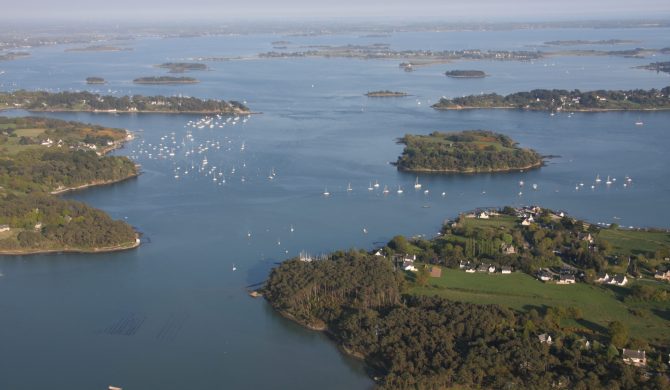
[
  {"left": 9, "top": 108, "right": 257, "bottom": 115},
  {"left": 397, "top": 160, "right": 543, "bottom": 174},
  {"left": 0, "top": 234, "right": 141, "bottom": 256},
  {"left": 49, "top": 171, "right": 140, "bottom": 195},
  {"left": 433, "top": 105, "right": 670, "bottom": 112}
]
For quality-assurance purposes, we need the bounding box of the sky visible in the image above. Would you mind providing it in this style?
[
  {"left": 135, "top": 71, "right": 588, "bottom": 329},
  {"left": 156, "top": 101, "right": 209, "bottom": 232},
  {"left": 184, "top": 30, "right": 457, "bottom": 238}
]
[{"left": 3, "top": 0, "right": 670, "bottom": 22}]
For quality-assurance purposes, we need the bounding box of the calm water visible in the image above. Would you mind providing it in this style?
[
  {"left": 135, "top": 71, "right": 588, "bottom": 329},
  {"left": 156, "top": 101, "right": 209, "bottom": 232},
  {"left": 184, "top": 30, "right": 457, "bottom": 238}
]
[{"left": 1, "top": 27, "right": 669, "bottom": 389}]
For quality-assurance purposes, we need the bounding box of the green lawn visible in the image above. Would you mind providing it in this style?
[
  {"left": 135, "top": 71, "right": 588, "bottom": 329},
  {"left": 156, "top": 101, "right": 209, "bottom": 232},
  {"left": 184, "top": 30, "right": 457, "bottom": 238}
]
[
  {"left": 460, "top": 215, "right": 518, "bottom": 230},
  {"left": 409, "top": 268, "right": 669, "bottom": 343},
  {"left": 600, "top": 228, "right": 670, "bottom": 257}
]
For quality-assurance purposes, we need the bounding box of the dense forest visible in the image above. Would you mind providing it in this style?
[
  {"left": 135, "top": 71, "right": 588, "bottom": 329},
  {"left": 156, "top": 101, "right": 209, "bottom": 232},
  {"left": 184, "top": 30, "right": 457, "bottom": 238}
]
[
  {"left": 0, "top": 90, "right": 250, "bottom": 114},
  {"left": 264, "top": 248, "right": 667, "bottom": 389},
  {"left": 0, "top": 194, "right": 136, "bottom": 251},
  {"left": 432, "top": 86, "right": 670, "bottom": 111},
  {"left": 445, "top": 70, "right": 487, "bottom": 78},
  {"left": 133, "top": 76, "right": 199, "bottom": 84},
  {"left": 396, "top": 130, "right": 543, "bottom": 173},
  {"left": 0, "top": 117, "right": 138, "bottom": 253}
]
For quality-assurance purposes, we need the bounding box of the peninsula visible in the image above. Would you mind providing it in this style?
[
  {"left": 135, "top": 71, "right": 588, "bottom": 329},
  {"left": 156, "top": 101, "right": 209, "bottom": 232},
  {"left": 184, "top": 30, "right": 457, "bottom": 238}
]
[
  {"left": 65, "top": 45, "right": 131, "bottom": 52},
  {"left": 0, "top": 116, "right": 139, "bottom": 254},
  {"left": 156, "top": 62, "right": 208, "bottom": 73},
  {"left": 445, "top": 69, "right": 487, "bottom": 78},
  {"left": 636, "top": 61, "right": 670, "bottom": 75},
  {"left": 262, "top": 206, "right": 669, "bottom": 388},
  {"left": 432, "top": 86, "right": 670, "bottom": 111},
  {"left": 365, "top": 90, "right": 408, "bottom": 97},
  {"left": 0, "top": 51, "right": 30, "bottom": 61},
  {"left": 133, "top": 76, "right": 199, "bottom": 84},
  {"left": 0, "top": 90, "right": 250, "bottom": 115},
  {"left": 395, "top": 130, "right": 543, "bottom": 173}
]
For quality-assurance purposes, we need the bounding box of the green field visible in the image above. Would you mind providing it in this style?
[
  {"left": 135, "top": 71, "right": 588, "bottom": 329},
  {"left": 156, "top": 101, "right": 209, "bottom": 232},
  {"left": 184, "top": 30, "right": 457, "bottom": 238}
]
[
  {"left": 460, "top": 214, "right": 518, "bottom": 230},
  {"left": 600, "top": 228, "right": 670, "bottom": 257},
  {"left": 409, "top": 268, "right": 669, "bottom": 343}
]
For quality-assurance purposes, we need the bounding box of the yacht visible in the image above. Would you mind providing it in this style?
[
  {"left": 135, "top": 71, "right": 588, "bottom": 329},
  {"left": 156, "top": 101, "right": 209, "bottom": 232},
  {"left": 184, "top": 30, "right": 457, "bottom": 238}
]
[
  {"left": 532, "top": 183, "right": 538, "bottom": 190},
  {"left": 373, "top": 180, "right": 380, "bottom": 188},
  {"left": 397, "top": 185, "right": 403, "bottom": 194},
  {"left": 367, "top": 182, "right": 374, "bottom": 191},
  {"left": 414, "top": 177, "right": 422, "bottom": 189},
  {"left": 606, "top": 176, "right": 612, "bottom": 185},
  {"left": 595, "top": 174, "right": 601, "bottom": 183},
  {"left": 323, "top": 188, "right": 330, "bottom": 196},
  {"left": 347, "top": 183, "right": 353, "bottom": 192},
  {"left": 382, "top": 185, "right": 389, "bottom": 194}
]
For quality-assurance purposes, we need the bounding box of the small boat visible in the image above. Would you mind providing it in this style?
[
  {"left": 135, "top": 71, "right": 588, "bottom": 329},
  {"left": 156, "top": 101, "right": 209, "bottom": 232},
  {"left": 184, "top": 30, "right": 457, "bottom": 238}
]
[
  {"left": 532, "top": 183, "right": 538, "bottom": 190},
  {"left": 519, "top": 180, "right": 524, "bottom": 187},
  {"left": 323, "top": 188, "right": 330, "bottom": 196},
  {"left": 423, "top": 189, "right": 429, "bottom": 194},
  {"left": 414, "top": 177, "right": 422, "bottom": 189},
  {"left": 362, "top": 228, "right": 368, "bottom": 234},
  {"left": 373, "top": 180, "right": 380, "bottom": 188},
  {"left": 232, "top": 264, "right": 237, "bottom": 271},
  {"left": 606, "top": 176, "right": 612, "bottom": 185},
  {"left": 635, "top": 120, "right": 644, "bottom": 126},
  {"left": 595, "top": 174, "right": 601, "bottom": 183},
  {"left": 382, "top": 185, "right": 389, "bottom": 194},
  {"left": 441, "top": 192, "right": 446, "bottom": 197},
  {"left": 347, "top": 183, "right": 353, "bottom": 192},
  {"left": 367, "top": 182, "right": 373, "bottom": 191},
  {"left": 290, "top": 225, "right": 294, "bottom": 232},
  {"left": 397, "top": 185, "right": 403, "bottom": 194}
]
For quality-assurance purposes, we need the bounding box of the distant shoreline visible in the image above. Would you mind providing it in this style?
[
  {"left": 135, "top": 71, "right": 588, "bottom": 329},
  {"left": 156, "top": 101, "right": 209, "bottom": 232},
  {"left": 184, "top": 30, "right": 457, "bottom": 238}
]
[
  {"left": 398, "top": 160, "right": 543, "bottom": 174},
  {"left": 49, "top": 171, "right": 140, "bottom": 195},
  {"left": 0, "top": 107, "right": 257, "bottom": 115},
  {"left": 0, "top": 235, "right": 141, "bottom": 256},
  {"left": 433, "top": 106, "right": 670, "bottom": 112}
]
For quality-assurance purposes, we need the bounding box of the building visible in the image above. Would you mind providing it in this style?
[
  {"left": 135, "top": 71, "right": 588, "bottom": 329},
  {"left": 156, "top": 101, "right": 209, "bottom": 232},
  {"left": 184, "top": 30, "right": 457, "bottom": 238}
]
[
  {"left": 608, "top": 274, "right": 628, "bottom": 286},
  {"left": 477, "top": 264, "right": 489, "bottom": 273},
  {"left": 557, "top": 274, "right": 576, "bottom": 284},
  {"left": 501, "top": 266, "right": 512, "bottom": 274},
  {"left": 622, "top": 349, "right": 646, "bottom": 367},
  {"left": 487, "top": 265, "right": 496, "bottom": 273},
  {"left": 654, "top": 270, "right": 670, "bottom": 281},
  {"left": 537, "top": 270, "right": 553, "bottom": 282},
  {"left": 501, "top": 244, "right": 516, "bottom": 255},
  {"left": 465, "top": 265, "right": 476, "bottom": 273},
  {"left": 595, "top": 273, "right": 610, "bottom": 283},
  {"left": 521, "top": 219, "right": 532, "bottom": 226},
  {"left": 478, "top": 211, "right": 490, "bottom": 219},
  {"left": 403, "top": 260, "right": 418, "bottom": 272},
  {"left": 538, "top": 333, "right": 552, "bottom": 345},
  {"left": 0, "top": 224, "right": 9, "bottom": 233}
]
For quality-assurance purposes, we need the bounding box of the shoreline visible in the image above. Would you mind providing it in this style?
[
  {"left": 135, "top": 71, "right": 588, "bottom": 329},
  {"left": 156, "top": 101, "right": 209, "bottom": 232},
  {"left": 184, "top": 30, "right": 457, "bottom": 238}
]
[
  {"left": 4, "top": 108, "right": 258, "bottom": 115},
  {"left": 49, "top": 171, "right": 140, "bottom": 195},
  {"left": 397, "top": 161, "right": 544, "bottom": 174},
  {"left": 433, "top": 105, "right": 670, "bottom": 112},
  {"left": 0, "top": 234, "right": 141, "bottom": 256}
]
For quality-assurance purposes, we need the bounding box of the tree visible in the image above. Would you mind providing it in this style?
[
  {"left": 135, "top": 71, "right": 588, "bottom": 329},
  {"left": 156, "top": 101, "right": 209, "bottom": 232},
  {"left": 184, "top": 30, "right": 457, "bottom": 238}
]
[
  {"left": 608, "top": 321, "right": 629, "bottom": 348},
  {"left": 416, "top": 265, "right": 430, "bottom": 287}
]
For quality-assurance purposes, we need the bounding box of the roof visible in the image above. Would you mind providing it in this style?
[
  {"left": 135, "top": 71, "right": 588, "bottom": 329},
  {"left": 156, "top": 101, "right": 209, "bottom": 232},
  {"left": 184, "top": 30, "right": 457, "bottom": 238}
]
[
  {"left": 429, "top": 266, "right": 442, "bottom": 278},
  {"left": 622, "top": 349, "right": 646, "bottom": 360}
]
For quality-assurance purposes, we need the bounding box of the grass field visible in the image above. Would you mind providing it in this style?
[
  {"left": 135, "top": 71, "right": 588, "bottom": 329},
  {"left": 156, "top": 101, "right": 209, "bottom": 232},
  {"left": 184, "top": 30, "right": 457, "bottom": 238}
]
[
  {"left": 600, "top": 228, "right": 670, "bottom": 257},
  {"left": 409, "top": 268, "right": 669, "bottom": 343},
  {"left": 460, "top": 214, "right": 518, "bottom": 230}
]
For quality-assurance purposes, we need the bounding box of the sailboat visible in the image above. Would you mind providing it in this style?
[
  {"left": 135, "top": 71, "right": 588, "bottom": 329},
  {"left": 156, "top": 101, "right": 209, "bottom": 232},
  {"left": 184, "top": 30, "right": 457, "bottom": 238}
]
[
  {"left": 232, "top": 264, "right": 237, "bottom": 271},
  {"left": 347, "top": 183, "right": 353, "bottom": 192},
  {"left": 367, "top": 182, "right": 374, "bottom": 191},
  {"left": 323, "top": 188, "right": 330, "bottom": 196},
  {"left": 606, "top": 176, "right": 612, "bottom": 185},
  {"left": 397, "top": 185, "right": 403, "bottom": 194},
  {"left": 414, "top": 177, "right": 422, "bottom": 189},
  {"left": 373, "top": 180, "right": 380, "bottom": 188},
  {"left": 595, "top": 174, "right": 601, "bottom": 183},
  {"left": 382, "top": 185, "right": 389, "bottom": 194}
]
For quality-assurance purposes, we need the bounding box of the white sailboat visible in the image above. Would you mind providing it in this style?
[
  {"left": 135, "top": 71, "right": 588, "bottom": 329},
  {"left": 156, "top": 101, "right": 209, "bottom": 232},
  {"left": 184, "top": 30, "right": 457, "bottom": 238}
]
[
  {"left": 347, "top": 183, "right": 353, "bottom": 192},
  {"left": 323, "top": 188, "right": 330, "bottom": 196},
  {"left": 595, "top": 174, "right": 601, "bottom": 183},
  {"left": 606, "top": 176, "right": 612, "bottom": 185},
  {"left": 382, "top": 185, "right": 389, "bottom": 194},
  {"left": 367, "top": 182, "right": 373, "bottom": 191},
  {"left": 397, "top": 185, "right": 403, "bottom": 194},
  {"left": 373, "top": 180, "right": 380, "bottom": 188},
  {"left": 414, "top": 177, "right": 422, "bottom": 189}
]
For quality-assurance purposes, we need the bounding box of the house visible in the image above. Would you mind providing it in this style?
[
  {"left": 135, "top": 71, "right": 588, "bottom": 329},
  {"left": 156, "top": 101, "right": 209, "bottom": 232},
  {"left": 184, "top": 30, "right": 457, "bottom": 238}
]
[
  {"left": 501, "top": 244, "right": 516, "bottom": 255},
  {"left": 403, "top": 260, "right": 418, "bottom": 272},
  {"left": 487, "top": 265, "right": 496, "bottom": 273},
  {"left": 34, "top": 222, "right": 43, "bottom": 231},
  {"left": 478, "top": 211, "right": 490, "bottom": 219},
  {"left": 538, "top": 333, "right": 552, "bottom": 345},
  {"left": 537, "top": 270, "right": 553, "bottom": 282},
  {"left": 477, "top": 264, "right": 489, "bottom": 273},
  {"left": 622, "top": 349, "right": 646, "bottom": 367},
  {"left": 608, "top": 274, "right": 628, "bottom": 286},
  {"left": 374, "top": 249, "right": 384, "bottom": 257},
  {"left": 465, "top": 265, "right": 476, "bottom": 273},
  {"left": 557, "top": 274, "right": 576, "bottom": 284},
  {"left": 654, "top": 270, "right": 670, "bottom": 281},
  {"left": 0, "top": 224, "right": 9, "bottom": 233},
  {"left": 595, "top": 272, "right": 610, "bottom": 283},
  {"left": 501, "top": 266, "right": 512, "bottom": 274},
  {"left": 429, "top": 266, "right": 442, "bottom": 278},
  {"left": 521, "top": 219, "right": 532, "bottom": 226}
]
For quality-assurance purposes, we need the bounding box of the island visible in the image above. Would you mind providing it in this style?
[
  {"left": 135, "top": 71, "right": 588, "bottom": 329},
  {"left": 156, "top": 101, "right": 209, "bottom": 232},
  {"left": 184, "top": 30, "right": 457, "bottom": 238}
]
[
  {"left": 262, "top": 206, "right": 669, "bottom": 389},
  {"left": 395, "top": 130, "right": 543, "bottom": 173},
  {"left": 156, "top": 62, "right": 208, "bottom": 73},
  {"left": 432, "top": 86, "right": 670, "bottom": 111},
  {"left": 0, "top": 116, "right": 140, "bottom": 254},
  {"left": 0, "top": 51, "right": 30, "bottom": 61},
  {"left": 636, "top": 61, "right": 670, "bottom": 75},
  {"left": 85, "top": 77, "right": 106, "bottom": 84},
  {"left": 365, "top": 90, "right": 408, "bottom": 97},
  {"left": 133, "top": 76, "right": 199, "bottom": 84},
  {"left": 0, "top": 90, "right": 251, "bottom": 115},
  {"left": 445, "top": 69, "right": 487, "bottom": 78}
]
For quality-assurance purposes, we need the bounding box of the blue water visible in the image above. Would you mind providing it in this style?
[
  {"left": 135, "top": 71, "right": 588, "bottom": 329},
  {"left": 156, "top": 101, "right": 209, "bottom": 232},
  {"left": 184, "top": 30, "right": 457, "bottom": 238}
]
[{"left": 0, "top": 27, "right": 669, "bottom": 389}]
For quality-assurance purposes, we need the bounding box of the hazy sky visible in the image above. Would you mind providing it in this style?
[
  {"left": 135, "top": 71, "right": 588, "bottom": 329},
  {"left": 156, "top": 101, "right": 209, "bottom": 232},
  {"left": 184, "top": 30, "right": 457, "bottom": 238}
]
[{"left": 4, "top": 0, "right": 670, "bottom": 21}]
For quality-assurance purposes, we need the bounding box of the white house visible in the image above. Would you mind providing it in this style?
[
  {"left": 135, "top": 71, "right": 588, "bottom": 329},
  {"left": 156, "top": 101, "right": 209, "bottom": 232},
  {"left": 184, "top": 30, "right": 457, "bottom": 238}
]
[
  {"left": 0, "top": 224, "right": 10, "bottom": 232},
  {"left": 521, "top": 219, "right": 532, "bottom": 226},
  {"left": 557, "top": 274, "right": 576, "bottom": 284},
  {"left": 538, "top": 333, "right": 552, "bottom": 345},
  {"left": 501, "top": 266, "right": 512, "bottom": 274},
  {"left": 478, "top": 211, "right": 490, "bottom": 219},
  {"left": 595, "top": 273, "right": 610, "bottom": 283},
  {"left": 622, "top": 349, "right": 646, "bottom": 367},
  {"left": 608, "top": 274, "right": 628, "bottom": 286},
  {"left": 487, "top": 265, "right": 496, "bottom": 273}
]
